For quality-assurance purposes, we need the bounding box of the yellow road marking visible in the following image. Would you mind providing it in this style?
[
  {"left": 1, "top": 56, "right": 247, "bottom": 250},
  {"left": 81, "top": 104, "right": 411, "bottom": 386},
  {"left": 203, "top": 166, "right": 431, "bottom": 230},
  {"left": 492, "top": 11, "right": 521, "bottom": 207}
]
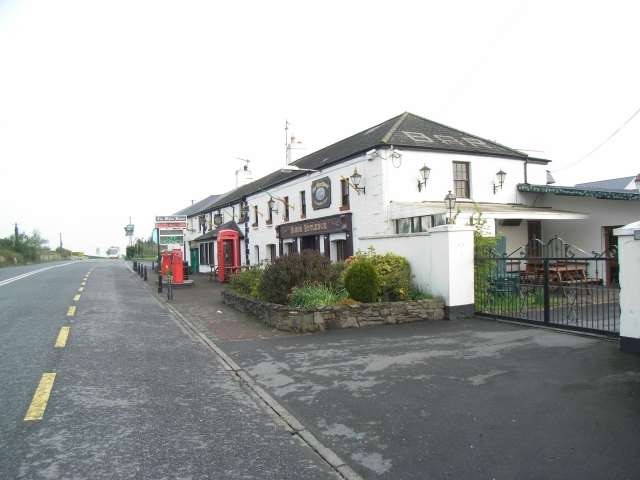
[
  {"left": 67, "top": 306, "right": 76, "bottom": 316},
  {"left": 55, "top": 327, "right": 70, "bottom": 347},
  {"left": 78, "top": 287, "right": 84, "bottom": 292},
  {"left": 74, "top": 294, "right": 81, "bottom": 301},
  {"left": 24, "top": 373, "right": 56, "bottom": 421}
]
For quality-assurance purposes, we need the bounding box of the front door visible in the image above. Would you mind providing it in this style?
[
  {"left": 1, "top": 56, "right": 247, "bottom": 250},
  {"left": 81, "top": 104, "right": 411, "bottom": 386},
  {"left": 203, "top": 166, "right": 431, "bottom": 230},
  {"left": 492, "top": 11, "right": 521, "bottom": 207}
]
[
  {"left": 190, "top": 247, "right": 199, "bottom": 272},
  {"left": 603, "top": 226, "right": 620, "bottom": 286}
]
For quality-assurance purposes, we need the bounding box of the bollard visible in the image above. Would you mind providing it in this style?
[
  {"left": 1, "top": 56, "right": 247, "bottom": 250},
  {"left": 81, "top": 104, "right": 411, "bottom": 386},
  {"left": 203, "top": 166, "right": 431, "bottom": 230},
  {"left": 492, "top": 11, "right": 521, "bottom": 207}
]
[
  {"left": 139, "top": 264, "right": 143, "bottom": 277},
  {"left": 158, "top": 273, "right": 163, "bottom": 293},
  {"left": 151, "top": 260, "right": 155, "bottom": 271},
  {"left": 133, "top": 260, "right": 137, "bottom": 271},
  {"left": 144, "top": 265, "right": 148, "bottom": 281}
]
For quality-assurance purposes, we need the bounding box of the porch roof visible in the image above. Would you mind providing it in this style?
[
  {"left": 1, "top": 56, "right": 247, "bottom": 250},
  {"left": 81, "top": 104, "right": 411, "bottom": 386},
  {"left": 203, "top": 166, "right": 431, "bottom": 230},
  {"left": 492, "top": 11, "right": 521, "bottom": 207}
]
[{"left": 389, "top": 201, "right": 589, "bottom": 220}]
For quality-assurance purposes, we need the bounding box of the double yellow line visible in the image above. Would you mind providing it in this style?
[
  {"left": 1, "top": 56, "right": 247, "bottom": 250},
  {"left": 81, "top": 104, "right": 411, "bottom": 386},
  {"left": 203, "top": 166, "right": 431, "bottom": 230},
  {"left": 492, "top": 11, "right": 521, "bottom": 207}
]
[{"left": 24, "top": 268, "right": 93, "bottom": 421}]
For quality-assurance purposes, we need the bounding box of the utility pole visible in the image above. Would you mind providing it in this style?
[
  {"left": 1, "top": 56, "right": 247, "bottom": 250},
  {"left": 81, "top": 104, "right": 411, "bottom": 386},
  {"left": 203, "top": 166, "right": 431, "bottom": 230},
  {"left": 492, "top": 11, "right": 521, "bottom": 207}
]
[
  {"left": 13, "top": 223, "right": 19, "bottom": 247},
  {"left": 59, "top": 233, "right": 63, "bottom": 250},
  {"left": 285, "top": 119, "right": 289, "bottom": 164}
]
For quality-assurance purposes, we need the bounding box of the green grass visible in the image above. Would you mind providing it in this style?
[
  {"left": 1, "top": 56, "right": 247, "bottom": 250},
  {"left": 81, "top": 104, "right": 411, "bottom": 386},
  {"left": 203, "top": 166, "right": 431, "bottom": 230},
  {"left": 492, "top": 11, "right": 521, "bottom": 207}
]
[{"left": 288, "top": 284, "right": 349, "bottom": 308}]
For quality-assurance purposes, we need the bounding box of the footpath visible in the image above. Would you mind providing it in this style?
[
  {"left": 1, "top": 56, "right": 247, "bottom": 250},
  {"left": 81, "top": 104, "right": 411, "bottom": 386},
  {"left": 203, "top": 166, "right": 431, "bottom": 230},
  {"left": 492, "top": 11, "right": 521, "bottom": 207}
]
[{"left": 132, "top": 261, "right": 291, "bottom": 343}]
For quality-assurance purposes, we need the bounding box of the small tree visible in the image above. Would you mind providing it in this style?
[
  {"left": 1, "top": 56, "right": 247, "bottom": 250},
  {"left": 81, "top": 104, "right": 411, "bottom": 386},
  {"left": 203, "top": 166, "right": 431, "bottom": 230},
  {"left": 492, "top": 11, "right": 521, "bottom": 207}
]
[
  {"left": 344, "top": 259, "right": 380, "bottom": 303},
  {"left": 467, "top": 203, "right": 497, "bottom": 310}
]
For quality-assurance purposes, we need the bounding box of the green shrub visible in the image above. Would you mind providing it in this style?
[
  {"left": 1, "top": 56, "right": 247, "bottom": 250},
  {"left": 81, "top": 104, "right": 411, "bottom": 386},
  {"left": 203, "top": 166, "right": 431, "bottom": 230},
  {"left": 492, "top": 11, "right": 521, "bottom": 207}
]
[
  {"left": 406, "top": 284, "right": 433, "bottom": 300},
  {"left": 289, "top": 283, "right": 348, "bottom": 308},
  {"left": 369, "top": 252, "right": 411, "bottom": 301},
  {"left": 344, "top": 259, "right": 380, "bottom": 303},
  {"left": 227, "top": 268, "right": 264, "bottom": 297},
  {"left": 351, "top": 247, "right": 412, "bottom": 301},
  {"left": 257, "top": 250, "right": 336, "bottom": 305}
]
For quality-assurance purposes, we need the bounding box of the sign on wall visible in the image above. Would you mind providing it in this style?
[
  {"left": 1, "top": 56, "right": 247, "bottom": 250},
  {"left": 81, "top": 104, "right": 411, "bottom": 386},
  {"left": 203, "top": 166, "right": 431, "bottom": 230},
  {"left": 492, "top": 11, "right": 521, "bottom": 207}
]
[{"left": 311, "top": 177, "right": 331, "bottom": 210}]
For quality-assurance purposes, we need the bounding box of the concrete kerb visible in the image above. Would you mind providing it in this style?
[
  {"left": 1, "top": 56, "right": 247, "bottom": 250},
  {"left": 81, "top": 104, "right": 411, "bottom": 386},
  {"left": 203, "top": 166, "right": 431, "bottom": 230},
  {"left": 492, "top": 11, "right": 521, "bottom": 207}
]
[{"left": 126, "top": 262, "right": 362, "bottom": 480}]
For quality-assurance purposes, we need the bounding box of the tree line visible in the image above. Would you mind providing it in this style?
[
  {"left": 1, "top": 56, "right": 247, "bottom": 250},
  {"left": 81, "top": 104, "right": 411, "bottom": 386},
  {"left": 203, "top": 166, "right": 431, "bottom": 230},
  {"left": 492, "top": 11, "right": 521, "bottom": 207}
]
[{"left": 0, "top": 229, "right": 72, "bottom": 266}]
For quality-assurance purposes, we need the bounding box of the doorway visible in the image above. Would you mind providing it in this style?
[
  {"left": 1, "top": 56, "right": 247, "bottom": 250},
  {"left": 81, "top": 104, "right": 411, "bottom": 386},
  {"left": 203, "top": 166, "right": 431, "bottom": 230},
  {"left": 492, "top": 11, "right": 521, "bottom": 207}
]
[{"left": 603, "top": 226, "right": 620, "bottom": 286}]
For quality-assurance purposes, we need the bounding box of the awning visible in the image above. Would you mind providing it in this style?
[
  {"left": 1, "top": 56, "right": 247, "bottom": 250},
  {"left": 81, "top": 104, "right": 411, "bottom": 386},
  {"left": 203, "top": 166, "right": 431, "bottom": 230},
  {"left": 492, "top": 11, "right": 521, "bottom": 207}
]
[{"left": 389, "top": 201, "right": 589, "bottom": 220}]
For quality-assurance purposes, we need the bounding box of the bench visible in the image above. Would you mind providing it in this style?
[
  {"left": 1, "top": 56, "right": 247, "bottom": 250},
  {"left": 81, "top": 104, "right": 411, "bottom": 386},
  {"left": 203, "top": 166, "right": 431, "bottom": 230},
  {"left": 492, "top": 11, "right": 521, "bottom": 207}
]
[
  {"left": 486, "top": 274, "right": 520, "bottom": 299},
  {"left": 209, "top": 265, "right": 219, "bottom": 281}
]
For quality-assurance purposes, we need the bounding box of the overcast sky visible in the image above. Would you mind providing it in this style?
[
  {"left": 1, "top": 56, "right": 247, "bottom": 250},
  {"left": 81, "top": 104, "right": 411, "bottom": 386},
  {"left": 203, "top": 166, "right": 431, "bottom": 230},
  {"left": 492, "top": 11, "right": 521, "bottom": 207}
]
[{"left": 1, "top": 0, "right": 638, "bottom": 255}]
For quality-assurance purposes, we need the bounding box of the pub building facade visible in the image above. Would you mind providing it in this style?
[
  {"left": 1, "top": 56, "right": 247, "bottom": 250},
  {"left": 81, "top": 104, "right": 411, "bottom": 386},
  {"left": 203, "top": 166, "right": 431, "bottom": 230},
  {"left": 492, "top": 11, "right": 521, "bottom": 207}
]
[{"left": 182, "top": 111, "right": 607, "bottom": 295}]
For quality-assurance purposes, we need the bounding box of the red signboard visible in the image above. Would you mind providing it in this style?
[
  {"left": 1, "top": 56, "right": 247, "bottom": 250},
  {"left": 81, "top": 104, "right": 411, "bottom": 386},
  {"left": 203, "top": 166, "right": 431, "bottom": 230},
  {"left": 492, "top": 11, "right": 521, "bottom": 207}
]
[{"left": 155, "top": 222, "right": 187, "bottom": 228}]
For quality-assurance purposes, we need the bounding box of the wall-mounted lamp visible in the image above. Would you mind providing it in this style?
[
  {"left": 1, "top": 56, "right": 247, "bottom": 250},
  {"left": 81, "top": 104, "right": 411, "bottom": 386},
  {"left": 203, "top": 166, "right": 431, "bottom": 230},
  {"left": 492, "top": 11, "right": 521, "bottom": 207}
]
[
  {"left": 444, "top": 190, "right": 456, "bottom": 224},
  {"left": 349, "top": 168, "right": 365, "bottom": 194},
  {"left": 493, "top": 169, "right": 507, "bottom": 194},
  {"left": 635, "top": 173, "right": 640, "bottom": 193},
  {"left": 267, "top": 197, "right": 278, "bottom": 214},
  {"left": 417, "top": 164, "right": 431, "bottom": 192}
]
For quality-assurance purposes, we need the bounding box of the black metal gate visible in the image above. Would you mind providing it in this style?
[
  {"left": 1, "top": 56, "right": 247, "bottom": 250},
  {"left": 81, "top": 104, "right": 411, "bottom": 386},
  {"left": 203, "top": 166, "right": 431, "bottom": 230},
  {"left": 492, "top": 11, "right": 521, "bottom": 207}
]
[{"left": 475, "top": 236, "right": 620, "bottom": 338}]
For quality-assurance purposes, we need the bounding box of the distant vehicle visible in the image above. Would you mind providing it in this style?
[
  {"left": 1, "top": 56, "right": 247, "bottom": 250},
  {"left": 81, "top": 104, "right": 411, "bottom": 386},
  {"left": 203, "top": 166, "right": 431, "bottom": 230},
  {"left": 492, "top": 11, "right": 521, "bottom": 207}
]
[{"left": 106, "top": 247, "right": 120, "bottom": 259}]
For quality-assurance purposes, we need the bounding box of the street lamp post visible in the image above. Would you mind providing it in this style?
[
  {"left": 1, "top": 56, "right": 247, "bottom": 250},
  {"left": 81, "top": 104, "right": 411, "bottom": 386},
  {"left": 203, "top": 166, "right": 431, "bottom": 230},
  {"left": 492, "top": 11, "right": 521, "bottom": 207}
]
[{"left": 444, "top": 191, "right": 457, "bottom": 224}]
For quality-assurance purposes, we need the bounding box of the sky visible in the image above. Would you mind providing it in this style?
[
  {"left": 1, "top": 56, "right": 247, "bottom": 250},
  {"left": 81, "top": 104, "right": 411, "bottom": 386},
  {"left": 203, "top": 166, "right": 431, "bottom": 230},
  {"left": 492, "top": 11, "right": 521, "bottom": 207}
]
[{"left": 0, "top": 0, "right": 638, "bottom": 256}]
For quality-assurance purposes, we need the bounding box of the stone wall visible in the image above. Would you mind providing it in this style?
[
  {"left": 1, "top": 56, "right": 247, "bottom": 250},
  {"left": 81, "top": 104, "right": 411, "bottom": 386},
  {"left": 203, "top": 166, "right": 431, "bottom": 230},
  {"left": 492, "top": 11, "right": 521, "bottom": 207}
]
[{"left": 221, "top": 290, "right": 446, "bottom": 333}]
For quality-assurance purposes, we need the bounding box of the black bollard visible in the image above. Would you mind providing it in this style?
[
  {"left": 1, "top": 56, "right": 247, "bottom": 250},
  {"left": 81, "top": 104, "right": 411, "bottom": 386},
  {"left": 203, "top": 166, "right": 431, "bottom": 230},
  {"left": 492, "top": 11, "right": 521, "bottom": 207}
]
[
  {"left": 139, "top": 264, "right": 143, "bottom": 277},
  {"left": 158, "top": 273, "right": 163, "bottom": 293},
  {"left": 133, "top": 260, "right": 137, "bottom": 270},
  {"left": 144, "top": 265, "right": 148, "bottom": 281}
]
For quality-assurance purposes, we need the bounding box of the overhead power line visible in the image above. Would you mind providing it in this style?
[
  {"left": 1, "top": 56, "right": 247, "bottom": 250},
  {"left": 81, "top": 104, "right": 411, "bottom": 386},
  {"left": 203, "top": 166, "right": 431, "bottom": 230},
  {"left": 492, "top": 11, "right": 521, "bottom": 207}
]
[{"left": 551, "top": 106, "right": 640, "bottom": 173}]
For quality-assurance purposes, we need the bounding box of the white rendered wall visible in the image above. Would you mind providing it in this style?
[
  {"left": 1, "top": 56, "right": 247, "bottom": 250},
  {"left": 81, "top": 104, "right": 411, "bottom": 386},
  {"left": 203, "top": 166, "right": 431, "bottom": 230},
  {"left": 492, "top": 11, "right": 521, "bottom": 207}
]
[
  {"left": 537, "top": 195, "right": 640, "bottom": 255},
  {"left": 614, "top": 221, "right": 640, "bottom": 353},
  {"left": 363, "top": 225, "right": 475, "bottom": 316}
]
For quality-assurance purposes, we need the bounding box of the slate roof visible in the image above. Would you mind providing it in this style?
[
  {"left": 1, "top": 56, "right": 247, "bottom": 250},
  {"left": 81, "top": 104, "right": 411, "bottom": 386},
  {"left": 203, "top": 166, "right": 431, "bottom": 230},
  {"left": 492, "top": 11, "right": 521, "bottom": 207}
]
[
  {"left": 574, "top": 176, "right": 636, "bottom": 193},
  {"left": 192, "top": 220, "right": 245, "bottom": 242},
  {"left": 197, "top": 112, "right": 532, "bottom": 214},
  {"left": 173, "top": 194, "right": 225, "bottom": 216}
]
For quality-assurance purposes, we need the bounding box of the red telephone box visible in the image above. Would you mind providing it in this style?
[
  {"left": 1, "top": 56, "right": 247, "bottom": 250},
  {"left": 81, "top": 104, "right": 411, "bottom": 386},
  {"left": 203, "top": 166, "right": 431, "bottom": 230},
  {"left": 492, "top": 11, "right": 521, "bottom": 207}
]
[
  {"left": 217, "top": 230, "right": 240, "bottom": 281},
  {"left": 171, "top": 250, "right": 184, "bottom": 283}
]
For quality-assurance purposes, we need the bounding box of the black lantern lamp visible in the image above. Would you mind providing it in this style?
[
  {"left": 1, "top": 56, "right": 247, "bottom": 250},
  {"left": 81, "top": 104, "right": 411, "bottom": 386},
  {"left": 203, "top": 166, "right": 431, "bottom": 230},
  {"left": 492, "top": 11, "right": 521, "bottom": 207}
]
[
  {"left": 444, "top": 190, "right": 456, "bottom": 224},
  {"left": 350, "top": 168, "right": 365, "bottom": 194},
  {"left": 418, "top": 164, "right": 431, "bottom": 191},
  {"left": 493, "top": 169, "right": 507, "bottom": 194},
  {"left": 268, "top": 197, "right": 278, "bottom": 213}
]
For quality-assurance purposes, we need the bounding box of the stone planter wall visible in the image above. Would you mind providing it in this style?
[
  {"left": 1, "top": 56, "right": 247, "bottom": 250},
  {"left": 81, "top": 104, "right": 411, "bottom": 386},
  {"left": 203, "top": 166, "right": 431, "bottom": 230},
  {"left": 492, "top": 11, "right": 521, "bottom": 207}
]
[{"left": 221, "top": 290, "right": 446, "bottom": 334}]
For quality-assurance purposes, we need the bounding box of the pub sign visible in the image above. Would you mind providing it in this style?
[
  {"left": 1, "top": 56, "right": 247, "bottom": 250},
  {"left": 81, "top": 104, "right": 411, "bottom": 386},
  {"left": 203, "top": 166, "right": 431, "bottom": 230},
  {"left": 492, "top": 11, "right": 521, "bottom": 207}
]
[{"left": 311, "top": 177, "right": 331, "bottom": 210}]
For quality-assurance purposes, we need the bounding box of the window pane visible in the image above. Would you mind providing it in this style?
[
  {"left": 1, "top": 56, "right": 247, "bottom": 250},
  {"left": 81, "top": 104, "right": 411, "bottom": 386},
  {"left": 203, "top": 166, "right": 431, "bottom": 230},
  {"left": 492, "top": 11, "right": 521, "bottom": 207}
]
[
  {"left": 396, "top": 218, "right": 410, "bottom": 234},
  {"left": 432, "top": 214, "right": 446, "bottom": 227}
]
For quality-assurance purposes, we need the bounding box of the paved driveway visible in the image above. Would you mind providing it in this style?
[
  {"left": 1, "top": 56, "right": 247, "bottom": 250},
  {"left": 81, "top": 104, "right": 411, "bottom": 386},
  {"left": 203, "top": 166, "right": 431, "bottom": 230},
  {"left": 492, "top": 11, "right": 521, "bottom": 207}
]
[{"left": 223, "top": 318, "right": 640, "bottom": 479}]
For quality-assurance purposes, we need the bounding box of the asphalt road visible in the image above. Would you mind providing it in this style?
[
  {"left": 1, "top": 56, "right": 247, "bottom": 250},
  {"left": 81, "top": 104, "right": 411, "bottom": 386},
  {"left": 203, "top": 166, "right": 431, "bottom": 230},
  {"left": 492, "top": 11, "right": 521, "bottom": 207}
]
[
  {"left": 223, "top": 314, "right": 640, "bottom": 479},
  {"left": 0, "top": 260, "right": 340, "bottom": 479}
]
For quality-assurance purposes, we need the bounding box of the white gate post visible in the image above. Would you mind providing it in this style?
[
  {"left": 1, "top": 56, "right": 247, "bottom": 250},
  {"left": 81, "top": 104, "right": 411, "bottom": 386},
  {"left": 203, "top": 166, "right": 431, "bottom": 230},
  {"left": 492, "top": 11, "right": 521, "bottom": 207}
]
[
  {"left": 428, "top": 224, "right": 475, "bottom": 319},
  {"left": 614, "top": 220, "right": 640, "bottom": 354}
]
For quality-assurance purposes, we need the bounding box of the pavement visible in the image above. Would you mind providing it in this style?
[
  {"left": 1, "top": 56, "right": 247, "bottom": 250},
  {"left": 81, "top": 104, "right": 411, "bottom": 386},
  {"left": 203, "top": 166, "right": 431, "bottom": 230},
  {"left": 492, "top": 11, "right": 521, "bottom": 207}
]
[{"left": 130, "top": 261, "right": 640, "bottom": 479}]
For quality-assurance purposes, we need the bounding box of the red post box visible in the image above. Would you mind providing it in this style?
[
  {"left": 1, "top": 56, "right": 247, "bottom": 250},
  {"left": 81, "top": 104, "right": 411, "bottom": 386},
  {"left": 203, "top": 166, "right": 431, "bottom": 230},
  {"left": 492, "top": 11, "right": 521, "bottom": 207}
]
[
  {"left": 161, "top": 253, "right": 172, "bottom": 277},
  {"left": 171, "top": 250, "right": 184, "bottom": 283}
]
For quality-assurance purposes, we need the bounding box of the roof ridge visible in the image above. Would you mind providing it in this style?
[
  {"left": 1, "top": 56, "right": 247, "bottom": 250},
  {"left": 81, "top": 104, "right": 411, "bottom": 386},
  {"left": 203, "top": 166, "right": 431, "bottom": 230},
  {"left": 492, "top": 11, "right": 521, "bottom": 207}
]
[{"left": 380, "top": 112, "right": 409, "bottom": 144}]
